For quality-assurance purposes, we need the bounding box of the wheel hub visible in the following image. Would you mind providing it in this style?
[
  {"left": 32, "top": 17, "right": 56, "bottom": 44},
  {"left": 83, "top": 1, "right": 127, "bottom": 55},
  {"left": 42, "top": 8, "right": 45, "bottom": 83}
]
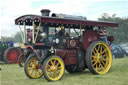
[
  {"left": 32, "top": 65, "right": 36, "bottom": 69},
  {"left": 51, "top": 66, "right": 57, "bottom": 71},
  {"left": 96, "top": 53, "right": 103, "bottom": 59}
]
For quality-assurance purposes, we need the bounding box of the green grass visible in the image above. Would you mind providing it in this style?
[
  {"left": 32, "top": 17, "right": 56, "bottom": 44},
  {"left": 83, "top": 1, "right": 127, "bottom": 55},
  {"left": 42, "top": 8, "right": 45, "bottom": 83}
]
[{"left": 1, "top": 57, "right": 128, "bottom": 85}]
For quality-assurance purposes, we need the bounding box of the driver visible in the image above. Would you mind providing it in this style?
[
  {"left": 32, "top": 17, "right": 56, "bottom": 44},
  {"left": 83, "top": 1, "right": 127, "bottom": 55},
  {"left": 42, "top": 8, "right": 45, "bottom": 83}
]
[{"left": 57, "top": 26, "right": 65, "bottom": 36}]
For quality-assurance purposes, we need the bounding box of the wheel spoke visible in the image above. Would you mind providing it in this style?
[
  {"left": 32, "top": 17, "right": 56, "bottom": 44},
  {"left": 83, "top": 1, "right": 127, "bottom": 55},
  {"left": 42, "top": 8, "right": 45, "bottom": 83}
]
[
  {"left": 31, "top": 69, "right": 34, "bottom": 75},
  {"left": 47, "top": 68, "right": 52, "bottom": 71},
  {"left": 52, "top": 72, "right": 54, "bottom": 78},
  {"left": 48, "top": 71, "right": 52, "bottom": 76},
  {"left": 56, "top": 62, "right": 60, "bottom": 67},
  {"left": 102, "top": 53, "right": 107, "bottom": 57},
  {"left": 102, "top": 57, "right": 109, "bottom": 62},
  {"left": 100, "top": 46, "right": 102, "bottom": 54},
  {"left": 97, "top": 44, "right": 100, "bottom": 52},
  {"left": 92, "top": 56, "right": 97, "bottom": 58},
  {"left": 97, "top": 63, "right": 101, "bottom": 68},
  {"left": 92, "top": 59, "right": 95, "bottom": 63},
  {"left": 46, "top": 64, "right": 51, "bottom": 68},
  {"left": 32, "top": 60, "right": 35, "bottom": 65},
  {"left": 50, "top": 60, "right": 54, "bottom": 65},
  {"left": 29, "top": 62, "right": 32, "bottom": 67},
  {"left": 57, "top": 66, "right": 61, "bottom": 69},
  {"left": 92, "top": 57, "right": 97, "bottom": 63},
  {"left": 94, "top": 47, "right": 98, "bottom": 53},
  {"left": 37, "top": 70, "right": 42, "bottom": 75},
  {"left": 28, "top": 68, "right": 33, "bottom": 71},
  {"left": 93, "top": 50, "right": 96, "bottom": 55},
  {"left": 54, "top": 71, "right": 56, "bottom": 77},
  {"left": 92, "top": 61, "right": 97, "bottom": 66},
  {"left": 53, "top": 60, "right": 56, "bottom": 65},
  {"left": 101, "top": 60, "right": 106, "bottom": 67},
  {"left": 56, "top": 70, "right": 60, "bottom": 74},
  {"left": 34, "top": 60, "right": 37, "bottom": 64},
  {"left": 101, "top": 48, "right": 107, "bottom": 54},
  {"left": 35, "top": 70, "right": 37, "bottom": 77},
  {"left": 100, "top": 63, "right": 104, "bottom": 69}
]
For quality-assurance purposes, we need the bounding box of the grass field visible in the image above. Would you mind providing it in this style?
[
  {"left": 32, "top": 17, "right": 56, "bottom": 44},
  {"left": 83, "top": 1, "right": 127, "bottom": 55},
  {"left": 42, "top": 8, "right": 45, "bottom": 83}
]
[{"left": 0, "top": 57, "right": 128, "bottom": 85}]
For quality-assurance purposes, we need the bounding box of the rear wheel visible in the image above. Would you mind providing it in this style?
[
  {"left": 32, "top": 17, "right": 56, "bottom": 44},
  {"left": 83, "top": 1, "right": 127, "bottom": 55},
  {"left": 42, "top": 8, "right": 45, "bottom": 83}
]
[
  {"left": 86, "top": 41, "right": 112, "bottom": 74},
  {"left": 4, "top": 47, "right": 22, "bottom": 64},
  {"left": 43, "top": 55, "right": 65, "bottom": 81},
  {"left": 24, "top": 53, "right": 43, "bottom": 79}
]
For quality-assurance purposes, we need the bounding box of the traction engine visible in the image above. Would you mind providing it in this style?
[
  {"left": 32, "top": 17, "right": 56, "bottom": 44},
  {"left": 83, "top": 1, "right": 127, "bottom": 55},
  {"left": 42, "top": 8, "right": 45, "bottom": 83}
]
[{"left": 15, "top": 9, "right": 118, "bottom": 81}]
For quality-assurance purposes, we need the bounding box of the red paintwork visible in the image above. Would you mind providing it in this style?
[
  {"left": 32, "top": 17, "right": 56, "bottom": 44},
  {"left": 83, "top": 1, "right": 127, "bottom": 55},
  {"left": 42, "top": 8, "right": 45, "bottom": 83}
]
[
  {"left": 83, "top": 30, "right": 99, "bottom": 50},
  {"left": 15, "top": 15, "right": 118, "bottom": 27},
  {"left": 35, "top": 43, "right": 45, "bottom": 45},
  {"left": 56, "top": 49, "right": 67, "bottom": 58},
  {"left": 56, "top": 49, "right": 77, "bottom": 65},
  {"left": 5, "top": 48, "right": 22, "bottom": 64},
  {"left": 25, "top": 45, "right": 34, "bottom": 50},
  {"left": 15, "top": 14, "right": 41, "bottom": 25}
]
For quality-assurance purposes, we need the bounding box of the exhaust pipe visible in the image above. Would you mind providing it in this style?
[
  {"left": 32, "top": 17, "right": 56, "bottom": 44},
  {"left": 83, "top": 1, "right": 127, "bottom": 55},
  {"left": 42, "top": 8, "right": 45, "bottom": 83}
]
[{"left": 40, "top": 9, "right": 51, "bottom": 16}]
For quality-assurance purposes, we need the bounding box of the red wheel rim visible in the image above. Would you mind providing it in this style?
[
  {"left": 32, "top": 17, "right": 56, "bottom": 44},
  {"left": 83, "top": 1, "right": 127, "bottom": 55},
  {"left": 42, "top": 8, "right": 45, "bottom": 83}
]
[{"left": 5, "top": 48, "right": 22, "bottom": 64}]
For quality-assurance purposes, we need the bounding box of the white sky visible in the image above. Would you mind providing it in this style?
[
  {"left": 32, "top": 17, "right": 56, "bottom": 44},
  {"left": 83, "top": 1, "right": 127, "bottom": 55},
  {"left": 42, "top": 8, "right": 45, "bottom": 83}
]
[{"left": 0, "top": 0, "right": 128, "bottom": 37}]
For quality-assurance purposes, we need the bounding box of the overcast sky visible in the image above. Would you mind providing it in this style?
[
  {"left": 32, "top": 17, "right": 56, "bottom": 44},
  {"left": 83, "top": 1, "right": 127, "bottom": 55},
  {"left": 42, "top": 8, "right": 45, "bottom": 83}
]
[{"left": 0, "top": 0, "right": 128, "bottom": 38}]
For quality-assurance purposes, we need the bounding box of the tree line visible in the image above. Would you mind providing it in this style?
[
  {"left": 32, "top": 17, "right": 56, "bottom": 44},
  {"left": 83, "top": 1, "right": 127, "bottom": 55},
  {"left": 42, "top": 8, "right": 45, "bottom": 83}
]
[
  {"left": 98, "top": 13, "right": 128, "bottom": 44},
  {"left": 1, "top": 32, "right": 22, "bottom": 43}
]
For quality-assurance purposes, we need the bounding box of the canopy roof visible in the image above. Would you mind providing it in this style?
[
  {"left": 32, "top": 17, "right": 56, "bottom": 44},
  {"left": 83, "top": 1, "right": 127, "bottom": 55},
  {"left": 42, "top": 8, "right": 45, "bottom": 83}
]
[{"left": 15, "top": 14, "right": 118, "bottom": 27}]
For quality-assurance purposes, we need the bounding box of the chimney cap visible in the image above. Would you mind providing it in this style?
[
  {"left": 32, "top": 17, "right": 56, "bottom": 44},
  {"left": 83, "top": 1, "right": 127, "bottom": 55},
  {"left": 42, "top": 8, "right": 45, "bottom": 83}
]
[
  {"left": 40, "top": 9, "right": 51, "bottom": 16},
  {"left": 40, "top": 9, "right": 51, "bottom": 13}
]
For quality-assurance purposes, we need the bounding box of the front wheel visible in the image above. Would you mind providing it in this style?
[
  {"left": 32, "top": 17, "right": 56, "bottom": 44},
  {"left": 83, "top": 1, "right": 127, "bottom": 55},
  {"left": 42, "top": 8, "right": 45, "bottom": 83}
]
[
  {"left": 42, "top": 55, "right": 65, "bottom": 81},
  {"left": 24, "top": 53, "right": 43, "bottom": 79},
  {"left": 86, "top": 41, "right": 112, "bottom": 75}
]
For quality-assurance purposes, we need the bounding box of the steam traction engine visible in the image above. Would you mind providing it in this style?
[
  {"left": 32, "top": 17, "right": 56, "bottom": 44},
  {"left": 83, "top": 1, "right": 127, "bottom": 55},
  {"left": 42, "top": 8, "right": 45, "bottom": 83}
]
[
  {"left": 0, "top": 41, "right": 22, "bottom": 64},
  {"left": 15, "top": 9, "right": 118, "bottom": 81}
]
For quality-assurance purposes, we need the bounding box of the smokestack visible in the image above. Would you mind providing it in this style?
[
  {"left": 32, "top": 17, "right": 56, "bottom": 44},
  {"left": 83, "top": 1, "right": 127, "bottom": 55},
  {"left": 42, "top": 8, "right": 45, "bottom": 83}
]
[{"left": 40, "top": 9, "right": 51, "bottom": 16}]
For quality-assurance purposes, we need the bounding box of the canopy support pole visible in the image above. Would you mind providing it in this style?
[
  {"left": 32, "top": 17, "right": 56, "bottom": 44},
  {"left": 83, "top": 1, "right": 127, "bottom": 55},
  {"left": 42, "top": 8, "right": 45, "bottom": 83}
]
[
  {"left": 34, "top": 23, "right": 41, "bottom": 43},
  {"left": 32, "top": 21, "right": 35, "bottom": 43},
  {"left": 23, "top": 22, "right": 26, "bottom": 43},
  {"left": 80, "top": 25, "right": 82, "bottom": 36},
  {"left": 18, "top": 24, "right": 24, "bottom": 43}
]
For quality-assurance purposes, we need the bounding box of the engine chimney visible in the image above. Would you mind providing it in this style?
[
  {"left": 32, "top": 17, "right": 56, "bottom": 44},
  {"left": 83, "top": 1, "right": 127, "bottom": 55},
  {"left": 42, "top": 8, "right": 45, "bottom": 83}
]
[{"left": 40, "top": 9, "right": 51, "bottom": 16}]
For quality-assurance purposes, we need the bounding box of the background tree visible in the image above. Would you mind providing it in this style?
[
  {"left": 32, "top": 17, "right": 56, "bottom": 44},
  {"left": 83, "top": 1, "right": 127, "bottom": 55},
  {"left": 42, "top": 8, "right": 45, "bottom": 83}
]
[
  {"left": 1, "top": 32, "right": 22, "bottom": 43},
  {"left": 13, "top": 32, "right": 22, "bottom": 43},
  {"left": 98, "top": 13, "right": 128, "bottom": 44}
]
